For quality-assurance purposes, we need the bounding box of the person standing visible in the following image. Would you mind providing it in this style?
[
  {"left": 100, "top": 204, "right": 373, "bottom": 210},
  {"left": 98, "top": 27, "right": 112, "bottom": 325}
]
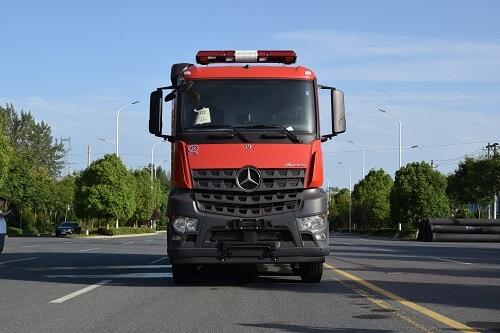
[{"left": 0, "top": 196, "right": 11, "bottom": 254}]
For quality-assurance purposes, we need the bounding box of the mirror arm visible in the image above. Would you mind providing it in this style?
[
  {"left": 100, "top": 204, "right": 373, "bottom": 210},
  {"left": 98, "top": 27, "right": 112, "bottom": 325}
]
[
  {"left": 318, "top": 85, "right": 337, "bottom": 90},
  {"left": 157, "top": 85, "right": 175, "bottom": 90},
  {"left": 158, "top": 134, "right": 176, "bottom": 143},
  {"left": 320, "top": 134, "right": 336, "bottom": 143}
]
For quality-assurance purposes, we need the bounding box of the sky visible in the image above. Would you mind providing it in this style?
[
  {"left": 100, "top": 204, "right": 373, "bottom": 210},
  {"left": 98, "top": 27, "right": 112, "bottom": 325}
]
[{"left": 1, "top": 0, "right": 499, "bottom": 189}]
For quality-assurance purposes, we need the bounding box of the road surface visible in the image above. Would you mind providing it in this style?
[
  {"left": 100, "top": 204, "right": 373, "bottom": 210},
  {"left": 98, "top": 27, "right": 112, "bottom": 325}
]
[{"left": 0, "top": 233, "right": 499, "bottom": 332}]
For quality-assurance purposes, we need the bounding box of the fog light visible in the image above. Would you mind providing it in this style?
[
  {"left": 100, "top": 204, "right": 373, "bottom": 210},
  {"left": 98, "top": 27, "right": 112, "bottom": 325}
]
[
  {"left": 296, "top": 214, "right": 327, "bottom": 233},
  {"left": 173, "top": 216, "right": 198, "bottom": 233},
  {"left": 314, "top": 233, "right": 327, "bottom": 241}
]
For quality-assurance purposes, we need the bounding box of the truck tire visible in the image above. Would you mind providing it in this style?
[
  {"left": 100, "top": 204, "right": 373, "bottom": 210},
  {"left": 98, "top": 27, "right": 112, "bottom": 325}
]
[
  {"left": 172, "top": 264, "right": 195, "bottom": 284},
  {"left": 299, "top": 263, "right": 323, "bottom": 283},
  {"left": 0, "top": 234, "right": 5, "bottom": 254}
]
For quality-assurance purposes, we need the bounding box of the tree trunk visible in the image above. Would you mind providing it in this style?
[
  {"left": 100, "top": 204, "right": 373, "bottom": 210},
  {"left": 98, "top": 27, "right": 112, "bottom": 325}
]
[{"left": 494, "top": 193, "right": 498, "bottom": 220}]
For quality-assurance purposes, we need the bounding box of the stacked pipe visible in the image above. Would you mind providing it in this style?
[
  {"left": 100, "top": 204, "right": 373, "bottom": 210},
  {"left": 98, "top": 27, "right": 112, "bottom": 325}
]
[{"left": 418, "top": 218, "right": 500, "bottom": 242}]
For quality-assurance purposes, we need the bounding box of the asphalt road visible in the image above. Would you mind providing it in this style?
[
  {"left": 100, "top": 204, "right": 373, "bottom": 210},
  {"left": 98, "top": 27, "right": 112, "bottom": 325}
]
[{"left": 0, "top": 233, "right": 499, "bottom": 333}]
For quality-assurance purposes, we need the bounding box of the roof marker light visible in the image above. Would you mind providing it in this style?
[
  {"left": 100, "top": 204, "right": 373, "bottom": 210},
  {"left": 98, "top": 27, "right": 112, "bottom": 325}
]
[{"left": 196, "top": 50, "right": 296, "bottom": 65}]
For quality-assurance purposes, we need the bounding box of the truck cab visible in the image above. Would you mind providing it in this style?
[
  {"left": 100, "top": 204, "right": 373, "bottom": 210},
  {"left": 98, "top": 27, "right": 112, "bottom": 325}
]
[{"left": 149, "top": 50, "right": 346, "bottom": 283}]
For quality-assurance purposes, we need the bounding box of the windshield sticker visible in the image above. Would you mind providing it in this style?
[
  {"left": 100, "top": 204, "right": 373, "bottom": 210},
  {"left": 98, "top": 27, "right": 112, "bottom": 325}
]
[{"left": 194, "top": 107, "right": 211, "bottom": 125}]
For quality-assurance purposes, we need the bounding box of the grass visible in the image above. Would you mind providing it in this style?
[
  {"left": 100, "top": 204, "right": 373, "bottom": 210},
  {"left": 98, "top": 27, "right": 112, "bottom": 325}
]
[{"left": 89, "top": 227, "right": 157, "bottom": 236}]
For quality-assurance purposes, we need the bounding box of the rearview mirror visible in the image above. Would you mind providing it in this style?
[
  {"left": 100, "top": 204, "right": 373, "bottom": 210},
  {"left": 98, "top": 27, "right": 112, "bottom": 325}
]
[
  {"left": 331, "top": 90, "right": 346, "bottom": 134},
  {"left": 149, "top": 90, "right": 163, "bottom": 136}
]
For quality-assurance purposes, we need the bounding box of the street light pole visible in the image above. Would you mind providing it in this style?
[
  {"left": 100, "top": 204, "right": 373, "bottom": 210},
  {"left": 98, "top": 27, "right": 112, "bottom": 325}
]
[
  {"left": 338, "top": 162, "right": 352, "bottom": 233},
  {"left": 379, "top": 109, "right": 402, "bottom": 169},
  {"left": 348, "top": 140, "right": 365, "bottom": 178},
  {"left": 116, "top": 101, "right": 139, "bottom": 158},
  {"left": 151, "top": 141, "right": 166, "bottom": 181}
]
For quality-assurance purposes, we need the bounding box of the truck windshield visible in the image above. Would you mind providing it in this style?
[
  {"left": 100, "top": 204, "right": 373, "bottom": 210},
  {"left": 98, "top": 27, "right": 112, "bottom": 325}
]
[{"left": 179, "top": 79, "right": 316, "bottom": 133}]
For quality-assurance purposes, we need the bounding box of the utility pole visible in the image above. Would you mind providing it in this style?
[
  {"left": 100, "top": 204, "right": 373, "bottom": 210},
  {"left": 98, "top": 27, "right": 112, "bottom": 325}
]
[
  {"left": 87, "top": 145, "right": 91, "bottom": 168},
  {"left": 59, "top": 137, "right": 72, "bottom": 176},
  {"left": 487, "top": 143, "right": 499, "bottom": 219}
]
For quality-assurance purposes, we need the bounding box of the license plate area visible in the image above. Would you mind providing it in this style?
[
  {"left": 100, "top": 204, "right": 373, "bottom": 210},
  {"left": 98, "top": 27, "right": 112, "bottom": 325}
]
[{"left": 229, "top": 219, "right": 266, "bottom": 230}]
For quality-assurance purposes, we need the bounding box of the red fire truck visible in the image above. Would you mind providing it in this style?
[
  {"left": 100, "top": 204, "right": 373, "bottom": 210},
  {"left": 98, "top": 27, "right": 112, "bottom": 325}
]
[{"left": 148, "top": 50, "right": 346, "bottom": 283}]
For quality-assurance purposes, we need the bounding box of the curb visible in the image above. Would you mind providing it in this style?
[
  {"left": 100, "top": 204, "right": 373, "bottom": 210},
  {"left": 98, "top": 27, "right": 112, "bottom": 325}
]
[{"left": 74, "top": 231, "right": 167, "bottom": 239}]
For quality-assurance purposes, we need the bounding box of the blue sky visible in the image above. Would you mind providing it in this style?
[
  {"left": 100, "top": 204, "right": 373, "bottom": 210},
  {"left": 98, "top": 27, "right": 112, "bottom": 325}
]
[{"left": 1, "top": 0, "right": 499, "bottom": 189}]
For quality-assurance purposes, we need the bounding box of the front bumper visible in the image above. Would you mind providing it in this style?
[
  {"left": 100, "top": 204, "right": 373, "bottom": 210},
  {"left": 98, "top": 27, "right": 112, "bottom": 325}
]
[{"left": 167, "top": 188, "right": 328, "bottom": 264}]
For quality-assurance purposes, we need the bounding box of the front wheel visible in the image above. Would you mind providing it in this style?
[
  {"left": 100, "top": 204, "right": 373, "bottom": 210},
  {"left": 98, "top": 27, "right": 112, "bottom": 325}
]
[{"left": 299, "top": 263, "right": 323, "bottom": 283}]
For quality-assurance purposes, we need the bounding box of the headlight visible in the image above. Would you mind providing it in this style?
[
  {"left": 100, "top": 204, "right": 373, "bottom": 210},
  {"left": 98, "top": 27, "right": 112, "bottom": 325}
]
[
  {"left": 172, "top": 216, "right": 198, "bottom": 233},
  {"left": 296, "top": 214, "right": 327, "bottom": 234}
]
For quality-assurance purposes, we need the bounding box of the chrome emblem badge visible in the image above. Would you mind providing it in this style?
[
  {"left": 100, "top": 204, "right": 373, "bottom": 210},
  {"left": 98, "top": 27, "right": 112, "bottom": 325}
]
[
  {"left": 236, "top": 166, "right": 261, "bottom": 192},
  {"left": 244, "top": 144, "right": 252, "bottom": 150},
  {"left": 187, "top": 145, "right": 199, "bottom": 155}
]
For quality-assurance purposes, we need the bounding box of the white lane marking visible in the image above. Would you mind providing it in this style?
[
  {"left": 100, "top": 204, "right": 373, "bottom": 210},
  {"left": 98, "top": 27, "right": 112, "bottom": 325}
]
[
  {"left": 46, "top": 273, "right": 172, "bottom": 279},
  {"left": 22, "top": 245, "right": 42, "bottom": 248},
  {"left": 121, "top": 241, "right": 135, "bottom": 246},
  {"left": 480, "top": 251, "right": 497, "bottom": 254},
  {"left": 150, "top": 257, "right": 169, "bottom": 264},
  {"left": 49, "top": 280, "right": 111, "bottom": 304},
  {"left": 63, "top": 241, "right": 73, "bottom": 244},
  {"left": 79, "top": 248, "right": 101, "bottom": 252},
  {"left": 335, "top": 242, "right": 354, "bottom": 246},
  {"left": 0, "top": 257, "right": 39, "bottom": 266},
  {"left": 31, "top": 264, "right": 171, "bottom": 271},
  {"left": 376, "top": 249, "right": 396, "bottom": 253},
  {"left": 434, "top": 257, "right": 472, "bottom": 265}
]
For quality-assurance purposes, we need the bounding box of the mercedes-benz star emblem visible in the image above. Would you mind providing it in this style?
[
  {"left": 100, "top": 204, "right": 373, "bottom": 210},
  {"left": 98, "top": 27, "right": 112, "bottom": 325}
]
[{"left": 236, "top": 167, "right": 261, "bottom": 192}]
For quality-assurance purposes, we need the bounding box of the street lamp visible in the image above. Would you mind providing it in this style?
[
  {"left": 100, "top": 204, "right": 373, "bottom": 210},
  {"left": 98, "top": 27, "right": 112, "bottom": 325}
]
[
  {"left": 151, "top": 141, "right": 167, "bottom": 181},
  {"left": 116, "top": 100, "right": 140, "bottom": 157},
  {"left": 348, "top": 140, "right": 365, "bottom": 178},
  {"left": 99, "top": 138, "right": 116, "bottom": 146},
  {"left": 338, "top": 162, "right": 352, "bottom": 232},
  {"left": 379, "top": 108, "right": 402, "bottom": 169}
]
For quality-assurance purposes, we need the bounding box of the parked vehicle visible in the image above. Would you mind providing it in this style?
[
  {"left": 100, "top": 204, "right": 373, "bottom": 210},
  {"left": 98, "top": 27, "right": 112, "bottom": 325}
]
[{"left": 55, "top": 222, "right": 81, "bottom": 237}]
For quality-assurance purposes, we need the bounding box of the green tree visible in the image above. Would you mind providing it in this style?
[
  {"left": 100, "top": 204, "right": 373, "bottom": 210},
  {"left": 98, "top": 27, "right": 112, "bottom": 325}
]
[
  {"left": 0, "top": 113, "right": 13, "bottom": 189},
  {"left": 155, "top": 166, "right": 171, "bottom": 226},
  {"left": 0, "top": 104, "right": 65, "bottom": 177},
  {"left": 53, "top": 175, "right": 77, "bottom": 223},
  {"left": 75, "top": 154, "right": 135, "bottom": 226},
  {"left": 352, "top": 169, "right": 393, "bottom": 229},
  {"left": 390, "top": 162, "right": 450, "bottom": 228},
  {"left": 448, "top": 157, "right": 488, "bottom": 217},
  {"left": 132, "top": 169, "right": 156, "bottom": 227},
  {"left": 448, "top": 155, "right": 500, "bottom": 218},
  {"left": 2, "top": 156, "right": 35, "bottom": 229},
  {"left": 331, "top": 188, "right": 351, "bottom": 230}
]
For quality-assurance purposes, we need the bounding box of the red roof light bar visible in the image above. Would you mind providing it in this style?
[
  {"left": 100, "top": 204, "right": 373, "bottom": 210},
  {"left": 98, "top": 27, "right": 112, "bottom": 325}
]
[{"left": 196, "top": 50, "right": 297, "bottom": 65}]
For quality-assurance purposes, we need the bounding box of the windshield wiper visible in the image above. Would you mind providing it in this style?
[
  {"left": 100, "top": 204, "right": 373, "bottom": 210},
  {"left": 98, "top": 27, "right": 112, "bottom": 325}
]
[
  {"left": 234, "top": 125, "right": 302, "bottom": 143},
  {"left": 183, "top": 125, "right": 251, "bottom": 143}
]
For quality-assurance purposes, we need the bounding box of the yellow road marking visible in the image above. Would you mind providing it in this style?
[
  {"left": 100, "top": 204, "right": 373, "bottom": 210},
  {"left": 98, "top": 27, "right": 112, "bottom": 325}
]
[
  {"left": 326, "top": 271, "right": 434, "bottom": 333},
  {"left": 324, "top": 263, "right": 479, "bottom": 333}
]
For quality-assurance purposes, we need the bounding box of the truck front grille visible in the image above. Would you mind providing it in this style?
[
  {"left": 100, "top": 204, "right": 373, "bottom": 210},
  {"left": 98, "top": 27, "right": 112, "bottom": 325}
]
[{"left": 192, "top": 168, "right": 305, "bottom": 217}]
